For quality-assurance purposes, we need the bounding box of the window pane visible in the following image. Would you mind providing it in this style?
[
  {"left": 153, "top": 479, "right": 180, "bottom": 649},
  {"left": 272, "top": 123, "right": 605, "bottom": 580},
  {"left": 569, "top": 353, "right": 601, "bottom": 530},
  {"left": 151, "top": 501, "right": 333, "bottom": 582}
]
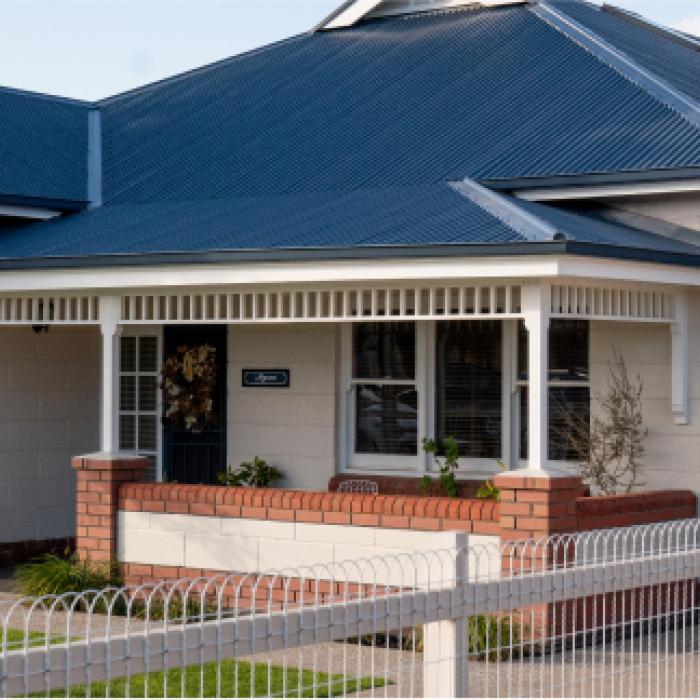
[
  {"left": 138, "top": 375, "right": 158, "bottom": 412},
  {"left": 120, "top": 375, "right": 135, "bottom": 411},
  {"left": 436, "top": 321, "right": 502, "bottom": 459},
  {"left": 549, "top": 320, "right": 589, "bottom": 382},
  {"left": 519, "top": 386, "right": 590, "bottom": 461},
  {"left": 138, "top": 336, "right": 158, "bottom": 373},
  {"left": 517, "top": 320, "right": 589, "bottom": 382},
  {"left": 549, "top": 386, "right": 590, "bottom": 461},
  {"left": 120, "top": 336, "right": 136, "bottom": 372},
  {"left": 519, "top": 387, "right": 528, "bottom": 461},
  {"left": 353, "top": 322, "right": 415, "bottom": 380},
  {"left": 138, "top": 415, "right": 157, "bottom": 452},
  {"left": 119, "top": 415, "right": 135, "bottom": 450},
  {"left": 355, "top": 384, "right": 417, "bottom": 455}
]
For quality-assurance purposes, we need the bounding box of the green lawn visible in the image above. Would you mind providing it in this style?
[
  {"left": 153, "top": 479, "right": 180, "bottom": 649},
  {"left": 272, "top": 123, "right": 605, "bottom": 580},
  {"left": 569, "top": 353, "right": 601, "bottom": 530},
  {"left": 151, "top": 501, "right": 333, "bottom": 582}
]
[
  {"left": 4, "top": 628, "right": 388, "bottom": 697},
  {"left": 1, "top": 629, "right": 63, "bottom": 651},
  {"left": 40, "top": 658, "right": 387, "bottom": 698}
]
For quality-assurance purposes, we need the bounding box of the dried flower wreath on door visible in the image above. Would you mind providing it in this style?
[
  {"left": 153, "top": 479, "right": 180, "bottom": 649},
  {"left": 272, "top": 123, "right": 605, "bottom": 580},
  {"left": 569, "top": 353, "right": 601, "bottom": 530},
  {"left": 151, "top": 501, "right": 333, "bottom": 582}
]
[{"left": 162, "top": 344, "right": 217, "bottom": 433}]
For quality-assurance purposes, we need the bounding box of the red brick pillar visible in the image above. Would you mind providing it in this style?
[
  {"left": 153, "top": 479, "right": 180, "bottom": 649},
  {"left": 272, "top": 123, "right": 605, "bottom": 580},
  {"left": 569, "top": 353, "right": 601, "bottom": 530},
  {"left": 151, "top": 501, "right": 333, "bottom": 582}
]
[
  {"left": 72, "top": 452, "right": 149, "bottom": 561},
  {"left": 494, "top": 473, "right": 584, "bottom": 545}
]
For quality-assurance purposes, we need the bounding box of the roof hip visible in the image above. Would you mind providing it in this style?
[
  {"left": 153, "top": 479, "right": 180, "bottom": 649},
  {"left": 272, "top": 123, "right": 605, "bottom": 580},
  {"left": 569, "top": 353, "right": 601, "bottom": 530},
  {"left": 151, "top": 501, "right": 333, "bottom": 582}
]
[{"left": 531, "top": 1, "right": 700, "bottom": 130}]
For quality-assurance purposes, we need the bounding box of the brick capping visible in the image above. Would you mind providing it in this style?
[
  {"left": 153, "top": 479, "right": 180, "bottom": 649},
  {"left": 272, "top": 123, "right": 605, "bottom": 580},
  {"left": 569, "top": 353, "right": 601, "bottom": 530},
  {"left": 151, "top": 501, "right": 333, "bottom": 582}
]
[{"left": 117, "top": 482, "right": 501, "bottom": 534}]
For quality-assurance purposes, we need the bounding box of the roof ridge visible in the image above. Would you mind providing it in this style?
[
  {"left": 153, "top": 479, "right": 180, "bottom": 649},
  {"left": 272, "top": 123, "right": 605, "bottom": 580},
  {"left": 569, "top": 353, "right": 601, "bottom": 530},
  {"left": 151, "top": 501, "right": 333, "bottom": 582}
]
[
  {"left": 0, "top": 84, "right": 92, "bottom": 108},
  {"left": 601, "top": 4, "right": 700, "bottom": 53},
  {"left": 531, "top": 1, "right": 700, "bottom": 131},
  {"left": 450, "top": 179, "right": 558, "bottom": 241},
  {"left": 97, "top": 32, "right": 308, "bottom": 107}
]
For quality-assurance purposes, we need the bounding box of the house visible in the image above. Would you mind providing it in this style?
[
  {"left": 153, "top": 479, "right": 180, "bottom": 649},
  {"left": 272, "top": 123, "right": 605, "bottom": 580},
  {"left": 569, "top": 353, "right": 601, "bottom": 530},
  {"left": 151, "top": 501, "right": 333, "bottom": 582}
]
[{"left": 2, "top": 0, "right": 700, "bottom": 561}]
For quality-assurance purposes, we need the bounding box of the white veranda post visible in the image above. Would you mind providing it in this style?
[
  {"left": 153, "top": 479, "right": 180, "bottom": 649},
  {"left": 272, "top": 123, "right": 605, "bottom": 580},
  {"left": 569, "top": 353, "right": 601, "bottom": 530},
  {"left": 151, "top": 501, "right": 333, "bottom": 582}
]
[
  {"left": 522, "top": 282, "right": 550, "bottom": 473},
  {"left": 99, "top": 295, "right": 122, "bottom": 452}
]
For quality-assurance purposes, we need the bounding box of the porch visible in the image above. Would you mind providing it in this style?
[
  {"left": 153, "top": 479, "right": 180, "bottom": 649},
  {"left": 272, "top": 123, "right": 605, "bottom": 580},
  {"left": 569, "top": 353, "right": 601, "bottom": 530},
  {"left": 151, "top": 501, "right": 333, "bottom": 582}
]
[{"left": 0, "top": 277, "right": 689, "bottom": 531}]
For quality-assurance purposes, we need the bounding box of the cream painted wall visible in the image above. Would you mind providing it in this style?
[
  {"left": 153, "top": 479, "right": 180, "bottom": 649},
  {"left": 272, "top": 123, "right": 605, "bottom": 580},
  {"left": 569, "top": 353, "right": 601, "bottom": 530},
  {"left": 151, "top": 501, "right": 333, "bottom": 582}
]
[
  {"left": 227, "top": 324, "right": 337, "bottom": 490},
  {"left": 590, "top": 296, "right": 700, "bottom": 493},
  {"left": 0, "top": 327, "right": 100, "bottom": 544}
]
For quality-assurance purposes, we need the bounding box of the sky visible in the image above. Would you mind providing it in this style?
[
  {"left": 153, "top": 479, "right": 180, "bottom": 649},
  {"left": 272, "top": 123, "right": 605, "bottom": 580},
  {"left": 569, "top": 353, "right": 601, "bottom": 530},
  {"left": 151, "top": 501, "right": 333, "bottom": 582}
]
[{"left": 0, "top": 0, "right": 698, "bottom": 102}]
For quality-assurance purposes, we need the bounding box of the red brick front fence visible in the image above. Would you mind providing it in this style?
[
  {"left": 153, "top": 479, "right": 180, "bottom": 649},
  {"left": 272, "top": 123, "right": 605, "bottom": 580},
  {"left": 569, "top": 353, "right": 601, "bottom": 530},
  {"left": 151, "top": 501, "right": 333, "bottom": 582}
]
[{"left": 72, "top": 454, "right": 697, "bottom": 569}]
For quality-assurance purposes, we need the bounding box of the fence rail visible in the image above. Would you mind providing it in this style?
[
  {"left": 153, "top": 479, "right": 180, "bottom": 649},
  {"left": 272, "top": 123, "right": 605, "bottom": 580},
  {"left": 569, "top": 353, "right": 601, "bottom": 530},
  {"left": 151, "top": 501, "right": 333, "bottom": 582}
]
[{"left": 3, "top": 520, "right": 700, "bottom": 697}]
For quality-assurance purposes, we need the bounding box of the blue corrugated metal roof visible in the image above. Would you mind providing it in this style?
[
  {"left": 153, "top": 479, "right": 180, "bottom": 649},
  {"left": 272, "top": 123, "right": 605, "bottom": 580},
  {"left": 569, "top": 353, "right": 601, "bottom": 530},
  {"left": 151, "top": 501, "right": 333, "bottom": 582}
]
[
  {"left": 0, "top": 184, "right": 522, "bottom": 259},
  {"left": 3, "top": 182, "right": 699, "bottom": 265},
  {"left": 98, "top": 4, "right": 700, "bottom": 205},
  {"left": 551, "top": 2, "right": 700, "bottom": 106},
  {"left": 507, "top": 197, "right": 700, "bottom": 256},
  {"left": 0, "top": 88, "right": 88, "bottom": 204}
]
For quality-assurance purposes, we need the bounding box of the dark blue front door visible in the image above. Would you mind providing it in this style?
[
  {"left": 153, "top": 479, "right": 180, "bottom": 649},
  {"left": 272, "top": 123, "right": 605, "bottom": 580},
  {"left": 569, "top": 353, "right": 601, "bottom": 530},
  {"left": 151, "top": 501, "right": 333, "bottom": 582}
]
[{"left": 163, "top": 325, "right": 227, "bottom": 484}]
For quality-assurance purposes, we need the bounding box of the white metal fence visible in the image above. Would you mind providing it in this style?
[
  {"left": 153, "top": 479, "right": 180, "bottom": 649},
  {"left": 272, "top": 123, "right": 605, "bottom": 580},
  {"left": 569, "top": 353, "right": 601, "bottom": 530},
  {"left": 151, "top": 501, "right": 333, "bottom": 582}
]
[{"left": 2, "top": 520, "right": 700, "bottom": 697}]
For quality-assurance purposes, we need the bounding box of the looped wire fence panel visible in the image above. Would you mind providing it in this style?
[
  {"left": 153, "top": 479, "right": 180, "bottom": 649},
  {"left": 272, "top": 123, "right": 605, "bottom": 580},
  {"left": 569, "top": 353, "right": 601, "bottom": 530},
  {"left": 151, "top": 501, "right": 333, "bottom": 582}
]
[{"left": 2, "top": 520, "right": 700, "bottom": 697}]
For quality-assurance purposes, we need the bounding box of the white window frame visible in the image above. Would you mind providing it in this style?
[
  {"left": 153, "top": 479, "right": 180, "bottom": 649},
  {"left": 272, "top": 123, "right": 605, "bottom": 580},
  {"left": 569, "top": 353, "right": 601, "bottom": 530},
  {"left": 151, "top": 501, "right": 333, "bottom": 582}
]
[
  {"left": 341, "top": 320, "right": 515, "bottom": 478},
  {"left": 340, "top": 322, "right": 428, "bottom": 474},
  {"left": 118, "top": 326, "right": 163, "bottom": 481},
  {"left": 429, "top": 320, "right": 512, "bottom": 477},
  {"left": 513, "top": 320, "right": 591, "bottom": 470}
]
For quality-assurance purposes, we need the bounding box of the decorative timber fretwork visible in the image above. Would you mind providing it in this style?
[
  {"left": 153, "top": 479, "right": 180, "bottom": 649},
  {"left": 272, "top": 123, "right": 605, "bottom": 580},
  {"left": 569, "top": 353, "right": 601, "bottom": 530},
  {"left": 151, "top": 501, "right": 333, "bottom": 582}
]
[
  {"left": 0, "top": 295, "right": 99, "bottom": 324},
  {"left": 550, "top": 284, "right": 677, "bottom": 322},
  {"left": 119, "top": 285, "right": 524, "bottom": 323}
]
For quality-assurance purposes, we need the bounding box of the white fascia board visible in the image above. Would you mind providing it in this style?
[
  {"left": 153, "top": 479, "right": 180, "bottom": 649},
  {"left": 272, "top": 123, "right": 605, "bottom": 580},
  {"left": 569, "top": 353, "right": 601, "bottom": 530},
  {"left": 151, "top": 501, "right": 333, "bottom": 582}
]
[
  {"left": 514, "top": 179, "right": 700, "bottom": 202},
  {"left": 1, "top": 255, "right": 700, "bottom": 295},
  {"left": 0, "top": 206, "right": 61, "bottom": 220},
  {"left": 0, "top": 256, "right": 560, "bottom": 293}
]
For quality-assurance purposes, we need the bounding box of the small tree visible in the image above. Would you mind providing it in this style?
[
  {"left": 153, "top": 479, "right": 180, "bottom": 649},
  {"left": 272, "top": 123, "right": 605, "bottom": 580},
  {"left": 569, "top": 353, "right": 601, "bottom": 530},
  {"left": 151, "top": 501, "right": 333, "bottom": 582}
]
[{"left": 560, "top": 348, "right": 647, "bottom": 495}]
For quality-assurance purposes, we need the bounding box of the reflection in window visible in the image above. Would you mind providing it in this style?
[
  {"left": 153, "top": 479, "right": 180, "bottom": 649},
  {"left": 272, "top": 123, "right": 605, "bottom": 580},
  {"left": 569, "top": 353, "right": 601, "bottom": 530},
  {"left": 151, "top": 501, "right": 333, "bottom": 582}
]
[
  {"left": 353, "top": 322, "right": 415, "bottom": 379},
  {"left": 352, "top": 323, "right": 417, "bottom": 456},
  {"left": 355, "top": 385, "right": 418, "bottom": 455},
  {"left": 436, "top": 321, "right": 502, "bottom": 458}
]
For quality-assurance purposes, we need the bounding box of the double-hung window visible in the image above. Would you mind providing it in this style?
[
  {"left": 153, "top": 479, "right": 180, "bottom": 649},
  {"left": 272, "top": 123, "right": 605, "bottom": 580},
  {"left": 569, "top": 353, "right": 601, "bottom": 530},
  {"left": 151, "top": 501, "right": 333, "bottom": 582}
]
[
  {"left": 348, "top": 322, "right": 420, "bottom": 468},
  {"left": 119, "top": 333, "right": 162, "bottom": 480},
  {"left": 435, "top": 320, "right": 502, "bottom": 459},
  {"left": 343, "top": 318, "right": 590, "bottom": 474},
  {"left": 517, "top": 320, "right": 590, "bottom": 462}
]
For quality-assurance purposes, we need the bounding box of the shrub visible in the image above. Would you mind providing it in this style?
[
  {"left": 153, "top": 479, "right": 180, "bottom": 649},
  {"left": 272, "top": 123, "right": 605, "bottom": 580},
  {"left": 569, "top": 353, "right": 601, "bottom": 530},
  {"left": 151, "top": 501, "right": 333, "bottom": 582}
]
[
  {"left": 349, "top": 616, "right": 522, "bottom": 660},
  {"left": 421, "top": 436, "right": 459, "bottom": 497},
  {"left": 218, "top": 456, "right": 283, "bottom": 488},
  {"left": 16, "top": 554, "right": 120, "bottom": 598}
]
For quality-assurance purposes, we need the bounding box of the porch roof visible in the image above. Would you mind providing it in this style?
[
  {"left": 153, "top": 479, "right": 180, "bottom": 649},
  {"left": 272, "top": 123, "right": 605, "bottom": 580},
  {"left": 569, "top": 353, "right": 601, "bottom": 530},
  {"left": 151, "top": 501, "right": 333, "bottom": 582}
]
[{"left": 1, "top": 182, "right": 700, "bottom": 270}]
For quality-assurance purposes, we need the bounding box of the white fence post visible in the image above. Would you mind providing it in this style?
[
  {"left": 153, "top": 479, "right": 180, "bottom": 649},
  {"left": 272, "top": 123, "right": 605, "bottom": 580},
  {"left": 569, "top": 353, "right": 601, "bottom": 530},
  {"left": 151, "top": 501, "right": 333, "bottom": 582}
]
[{"left": 423, "top": 536, "right": 469, "bottom": 698}]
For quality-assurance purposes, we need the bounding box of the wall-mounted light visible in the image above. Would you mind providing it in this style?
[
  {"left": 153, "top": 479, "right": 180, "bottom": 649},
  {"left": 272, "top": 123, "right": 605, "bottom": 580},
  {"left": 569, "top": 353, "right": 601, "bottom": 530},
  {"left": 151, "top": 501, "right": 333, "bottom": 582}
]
[{"left": 32, "top": 325, "right": 49, "bottom": 334}]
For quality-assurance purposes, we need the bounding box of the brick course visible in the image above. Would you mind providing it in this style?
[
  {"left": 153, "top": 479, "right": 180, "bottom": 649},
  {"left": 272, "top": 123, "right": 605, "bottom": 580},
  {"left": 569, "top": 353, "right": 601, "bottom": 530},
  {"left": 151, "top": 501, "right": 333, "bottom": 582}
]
[{"left": 117, "top": 482, "right": 500, "bottom": 533}]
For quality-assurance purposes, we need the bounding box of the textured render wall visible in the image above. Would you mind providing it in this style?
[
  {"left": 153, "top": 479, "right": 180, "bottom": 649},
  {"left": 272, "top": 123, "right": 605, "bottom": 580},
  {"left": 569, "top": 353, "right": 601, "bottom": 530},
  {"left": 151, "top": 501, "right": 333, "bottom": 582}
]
[
  {"left": 118, "top": 511, "right": 497, "bottom": 580},
  {"left": 227, "top": 324, "right": 337, "bottom": 490},
  {"left": 590, "top": 307, "right": 700, "bottom": 493},
  {"left": 0, "top": 327, "right": 100, "bottom": 545}
]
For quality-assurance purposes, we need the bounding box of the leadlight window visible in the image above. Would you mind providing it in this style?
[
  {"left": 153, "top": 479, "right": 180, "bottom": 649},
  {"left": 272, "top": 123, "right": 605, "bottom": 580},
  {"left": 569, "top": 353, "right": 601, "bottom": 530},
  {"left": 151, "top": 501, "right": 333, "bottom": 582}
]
[
  {"left": 518, "top": 320, "right": 590, "bottom": 462},
  {"left": 119, "top": 335, "right": 160, "bottom": 479},
  {"left": 352, "top": 323, "right": 417, "bottom": 455},
  {"left": 435, "top": 321, "right": 502, "bottom": 458}
]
